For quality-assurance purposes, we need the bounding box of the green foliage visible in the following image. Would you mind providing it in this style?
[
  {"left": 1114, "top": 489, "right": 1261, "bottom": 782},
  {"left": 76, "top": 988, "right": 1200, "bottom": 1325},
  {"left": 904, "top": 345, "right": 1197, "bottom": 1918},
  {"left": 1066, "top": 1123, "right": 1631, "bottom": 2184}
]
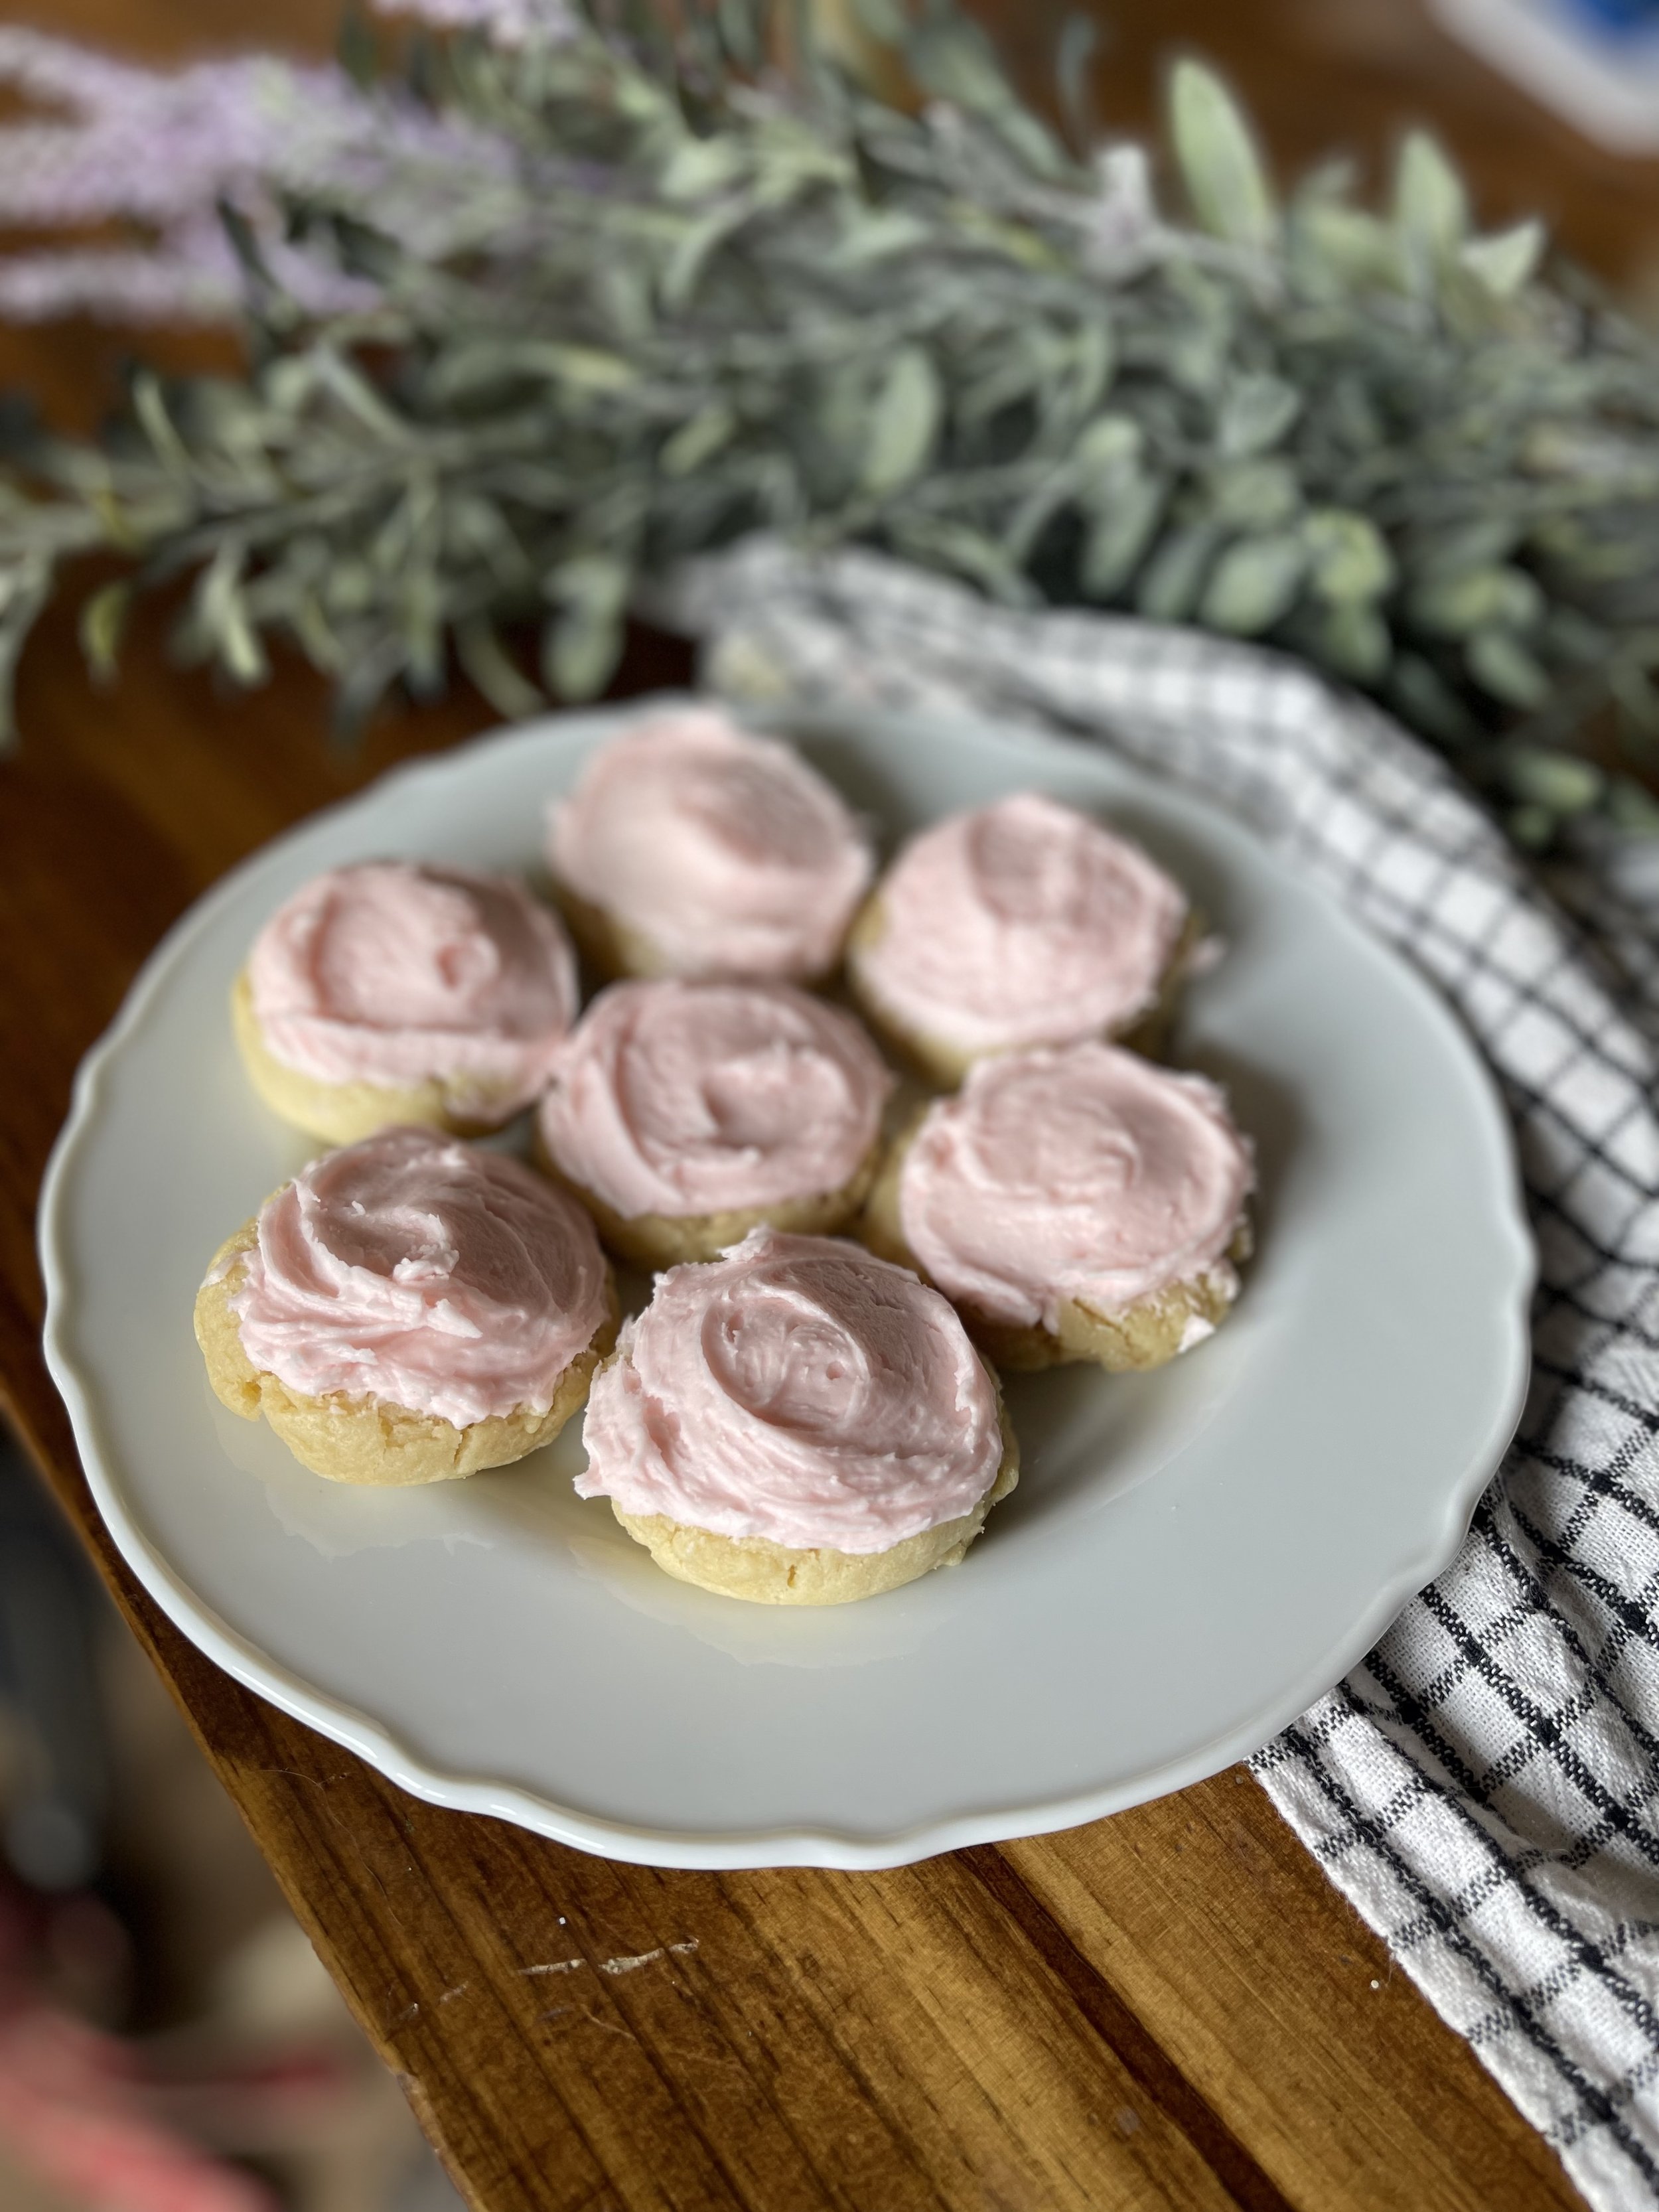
[
  {"left": 2, "top": 0, "right": 1658, "bottom": 849},
  {"left": 1169, "top": 59, "right": 1277, "bottom": 252}
]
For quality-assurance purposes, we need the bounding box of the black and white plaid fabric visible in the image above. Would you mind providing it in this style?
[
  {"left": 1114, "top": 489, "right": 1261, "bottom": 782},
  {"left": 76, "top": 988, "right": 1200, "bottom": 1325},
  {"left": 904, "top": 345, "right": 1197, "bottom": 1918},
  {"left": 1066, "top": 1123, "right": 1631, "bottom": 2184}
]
[{"left": 664, "top": 541, "right": 1659, "bottom": 2212}]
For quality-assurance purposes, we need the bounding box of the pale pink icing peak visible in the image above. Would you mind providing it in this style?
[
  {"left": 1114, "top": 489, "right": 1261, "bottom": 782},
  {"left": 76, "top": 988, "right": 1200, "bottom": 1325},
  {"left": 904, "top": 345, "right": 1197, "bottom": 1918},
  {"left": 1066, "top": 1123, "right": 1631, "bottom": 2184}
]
[
  {"left": 228, "top": 1127, "right": 609, "bottom": 1428},
  {"left": 577, "top": 1226, "right": 1003, "bottom": 1551},
  {"left": 248, "top": 863, "right": 578, "bottom": 1117},
  {"left": 539, "top": 980, "right": 893, "bottom": 1219},
  {"left": 899, "top": 1043, "right": 1252, "bottom": 1331},
  {"left": 851, "top": 792, "right": 1188, "bottom": 1056},
  {"left": 547, "top": 709, "right": 873, "bottom": 980}
]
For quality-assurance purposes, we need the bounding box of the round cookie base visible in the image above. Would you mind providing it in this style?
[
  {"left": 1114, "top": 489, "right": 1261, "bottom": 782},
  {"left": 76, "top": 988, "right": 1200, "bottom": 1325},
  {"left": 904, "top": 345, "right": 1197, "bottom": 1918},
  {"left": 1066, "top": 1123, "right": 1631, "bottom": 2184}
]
[
  {"left": 860, "top": 1117, "right": 1249, "bottom": 1374},
  {"left": 550, "top": 881, "right": 677, "bottom": 984},
  {"left": 843, "top": 894, "right": 1204, "bottom": 1086},
  {"left": 194, "top": 1220, "right": 618, "bottom": 1485},
  {"left": 967, "top": 1264, "right": 1244, "bottom": 1374},
  {"left": 549, "top": 879, "right": 840, "bottom": 988},
  {"left": 231, "top": 970, "right": 528, "bottom": 1145},
  {"left": 534, "top": 1136, "right": 882, "bottom": 1270},
  {"left": 606, "top": 1399, "right": 1021, "bottom": 1605}
]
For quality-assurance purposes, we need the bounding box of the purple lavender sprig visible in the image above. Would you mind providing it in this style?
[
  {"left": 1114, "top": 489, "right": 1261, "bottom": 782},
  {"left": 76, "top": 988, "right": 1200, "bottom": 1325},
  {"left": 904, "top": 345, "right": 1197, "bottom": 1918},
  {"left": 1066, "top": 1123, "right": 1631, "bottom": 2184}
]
[{"left": 0, "top": 27, "right": 517, "bottom": 323}]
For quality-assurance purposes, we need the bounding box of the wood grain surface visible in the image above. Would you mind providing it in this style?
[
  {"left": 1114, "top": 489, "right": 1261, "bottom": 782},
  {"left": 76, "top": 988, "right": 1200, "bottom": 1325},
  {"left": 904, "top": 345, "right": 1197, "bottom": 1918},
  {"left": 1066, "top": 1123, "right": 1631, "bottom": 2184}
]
[{"left": 2, "top": 0, "right": 1642, "bottom": 2203}]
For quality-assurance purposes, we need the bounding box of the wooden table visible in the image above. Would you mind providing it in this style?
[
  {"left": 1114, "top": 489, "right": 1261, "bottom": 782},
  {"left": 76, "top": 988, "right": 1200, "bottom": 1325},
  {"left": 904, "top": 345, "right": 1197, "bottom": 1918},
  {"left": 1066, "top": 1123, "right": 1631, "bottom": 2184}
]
[{"left": 6, "top": 0, "right": 1651, "bottom": 2203}]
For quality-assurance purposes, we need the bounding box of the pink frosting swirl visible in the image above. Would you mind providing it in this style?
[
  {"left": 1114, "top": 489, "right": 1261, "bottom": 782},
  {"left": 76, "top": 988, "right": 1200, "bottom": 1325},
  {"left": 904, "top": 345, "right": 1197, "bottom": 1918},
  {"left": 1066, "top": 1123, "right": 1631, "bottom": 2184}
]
[
  {"left": 547, "top": 709, "right": 873, "bottom": 980},
  {"left": 539, "top": 980, "right": 893, "bottom": 1218},
  {"left": 577, "top": 1227, "right": 1004, "bottom": 1551},
  {"left": 851, "top": 792, "right": 1188, "bottom": 1057},
  {"left": 899, "top": 1043, "right": 1252, "bottom": 1331},
  {"left": 248, "top": 863, "right": 578, "bottom": 1118},
  {"left": 228, "top": 1127, "right": 609, "bottom": 1426}
]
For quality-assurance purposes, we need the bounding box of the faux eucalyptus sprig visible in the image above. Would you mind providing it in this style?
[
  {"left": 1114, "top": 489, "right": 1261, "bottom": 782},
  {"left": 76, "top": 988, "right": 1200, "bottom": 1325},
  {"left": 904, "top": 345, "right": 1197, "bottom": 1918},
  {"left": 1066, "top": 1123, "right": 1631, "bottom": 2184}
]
[{"left": 2, "top": 0, "right": 1658, "bottom": 846}]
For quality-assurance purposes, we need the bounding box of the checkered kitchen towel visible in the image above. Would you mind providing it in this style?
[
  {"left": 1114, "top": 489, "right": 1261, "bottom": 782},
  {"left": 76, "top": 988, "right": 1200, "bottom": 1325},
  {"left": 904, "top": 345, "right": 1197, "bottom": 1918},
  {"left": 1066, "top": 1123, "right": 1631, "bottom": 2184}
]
[{"left": 662, "top": 540, "right": 1659, "bottom": 2212}]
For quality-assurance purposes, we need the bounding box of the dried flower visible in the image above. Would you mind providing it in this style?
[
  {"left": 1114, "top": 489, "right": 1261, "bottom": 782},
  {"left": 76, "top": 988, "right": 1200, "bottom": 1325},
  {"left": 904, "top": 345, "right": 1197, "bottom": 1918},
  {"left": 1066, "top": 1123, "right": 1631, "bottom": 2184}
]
[
  {"left": 0, "top": 0, "right": 1654, "bottom": 849},
  {"left": 372, "top": 0, "right": 580, "bottom": 46},
  {"left": 0, "top": 29, "right": 511, "bottom": 321}
]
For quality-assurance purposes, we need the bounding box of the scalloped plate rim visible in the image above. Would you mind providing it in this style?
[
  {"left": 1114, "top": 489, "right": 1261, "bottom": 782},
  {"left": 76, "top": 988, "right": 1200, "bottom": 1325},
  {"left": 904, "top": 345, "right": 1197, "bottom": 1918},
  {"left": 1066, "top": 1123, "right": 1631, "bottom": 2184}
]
[{"left": 38, "top": 696, "right": 1536, "bottom": 1870}]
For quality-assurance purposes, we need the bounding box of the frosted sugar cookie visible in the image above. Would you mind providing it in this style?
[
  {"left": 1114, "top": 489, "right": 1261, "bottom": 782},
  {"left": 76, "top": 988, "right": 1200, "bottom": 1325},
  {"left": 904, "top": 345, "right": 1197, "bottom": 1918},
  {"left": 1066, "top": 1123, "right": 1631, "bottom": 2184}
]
[
  {"left": 845, "top": 791, "right": 1196, "bottom": 1083},
  {"left": 546, "top": 707, "right": 873, "bottom": 982},
  {"left": 577, "top": 1226, "right": 1018, "bottom": 1605},
  {"left": 235, "top": 861, "right": 579, "bottom": 1143},
  {"left": 862, "top": 1041, "right": 1252, "bottom": 1372},
  {"left": 537, "top": 979, "right": 893, "bottom": 1268},
  {"left": 196, "top": 1126, "right": 616, "bottom": 1485}
]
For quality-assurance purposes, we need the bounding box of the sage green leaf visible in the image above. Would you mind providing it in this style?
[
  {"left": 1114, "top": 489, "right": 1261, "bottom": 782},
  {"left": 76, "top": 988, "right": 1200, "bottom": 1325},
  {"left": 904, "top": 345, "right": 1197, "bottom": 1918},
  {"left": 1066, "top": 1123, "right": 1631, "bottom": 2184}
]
[
  {"left": 906, "top": 16, "right": 1010, "bottom": 110},
  {"left": 531, "top": 344, "right": 639, "bottom": 394},
  {"left": 447, "top": 494, "right": 532, "bottom": 587},
  {"left": 1216, "top": 373, "right": 1300, "bottom": 459},
  {"left": 827, "top": 210, "right": 931, "bottom": 267},
  {"left": 457, "top": 619, "right": 543, "bottom": 720},
  {"left": 1507, "top": 803, "right": 1555, "bottom": 850},
  {"left": 1407, "top": 565, "right": 1542, "bottom": 638},
  {"left": 1066, "top": 319, "right": 1116, "bottom": 422},
  {"left": 1293, "top": 154, "right": 1358, "bottom": 210},
  {"left": 0, "top": 555, "right": 52, "bottom": 749},
  {"left": 610, "top": 62, "right": 677, "bottom": 127},
  {"left": 426, "top": 340, "right": 637, "bottom": 403},
  {"left": 1608, "top": 779, "right": 1659, "bottom": 835},
  {"left": 847, "top": 0, "right": 906, "bottom": 42},
  {"left": 1307, "top": 600, "right": 1390, "bottom": 683},
  {"left": 543, "top": 601, "right": 624, "bottom": 700},
  {"left": 545, "top": 551, "right": 631, "bottom": 620},
  {"left": 1502, "top": 745, "right": 1603, "bottom": 814},
  {"left": 323, "top": 560, "right": 375, "bottom": 617},
  {"left": 79, "top": 580, "right": 131, "bottom": 684},
  {"left": 1074, "top": 412, "right": 1143, "bottom": 483},
  {"left": 1411, "top": 519, "right": 1521, "bottom": 577},
  {"left": 1200, "top": 530, "right": 1307, "bottom": 634},
  {"left": 662, "top": 404, "right": 738, "bottom": 477},
  {"left": 1304, "top": 508, "right": 1394, "bottom": 603},
  {"left": 1460, "top": 219, "right": 1544, "bottom": 298},
  {"left": 1208, "top": 459, "right": 1299, "bottom": 532},
  {"left": 1433, "top": 257, "right": 1513, "bottom": 342},
  {"left": 1467, "top": 628, "right": 1550, "bottom": 708},
  {"left": 888, "top": 516, "right": 1033, "bottom": 603},
  {"left": 197, "top": 542, "right": 267, "bottom": 686},
  {"left": 662, "top": 206, "right": 752, "bottom": 310},
  {"left": 1394, "top": 131, "right": 1469, "bottom": 261},
  {"left": 541, "top": 552, "right": 631, "bottom": 698},
  {"left": 907, "top": 21, "right": 1069, "bottom": 177},
  {"left": 1540, "top": 605, "right": 1608, "bottom": 667},
  {"left": 1522, "top": 424, "right": 1659, "bottom": 485},
  {"left": 337, "top": 7, "right": 376, "bottom": 90},
  {"left": 1080, "top": 475, "right": 1164, "bottom": 597},
  {"left": 313, "top": 350, "right": 409, "bottom": 443},
  {"left": 814, "top": 364, "right": 877, "bottom": 491},
  {"left": 1293, "top": 203, "right": 1401, "bottom": 293},
  {"left": 291, "top": 592, "right": 344, "bottom": 675},
  {"left": 131, "top": 373, "right": 194, "bottom": 480},
  {"left": 1003, "top": 471, "right": 1074, "bottom": 563},
  {"left": 715, "top": 0, "right": 763, "bottom": 68},
  {"left": 398, "top": 567, "right": 445, "bottom": 697},
  {"left": 1609, "top": 659, "right": 1659, "bottom": 736},
  {"left": 1389, "top": 653, "right": 1479, "bottom": 747},
  {"left": 1169, "top": 60, "right": 1275, "bottom": 250},
  {"left": 659, "top": 135, "right": 749, "bottom": 202},
  {"left": 1136, "top": 522, "right": 1221, "bottom": 624},
  {"left": 1054, "top": 13, "right": 1099, "bottom": 151},
  {"left": 861, "top": 347, "right": 942, "bottom": 497}
]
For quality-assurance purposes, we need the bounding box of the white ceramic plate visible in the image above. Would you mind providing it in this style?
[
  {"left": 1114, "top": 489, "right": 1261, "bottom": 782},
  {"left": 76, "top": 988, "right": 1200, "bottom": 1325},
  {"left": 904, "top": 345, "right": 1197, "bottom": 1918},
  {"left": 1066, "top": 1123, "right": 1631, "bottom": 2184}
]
[{"left": 40, "top": 699, "right": 1533, "bottom": 1870}]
